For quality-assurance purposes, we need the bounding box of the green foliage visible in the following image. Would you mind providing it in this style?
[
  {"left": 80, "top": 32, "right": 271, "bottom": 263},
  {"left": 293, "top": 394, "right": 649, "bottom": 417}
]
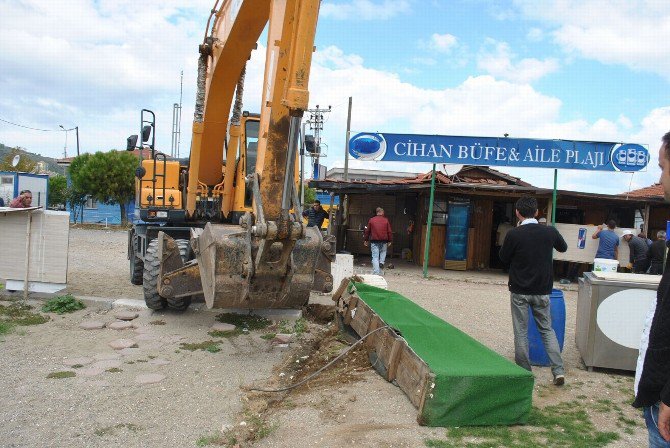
[
  {"left": 302, "top": 186, "right": 316, "bottom": 206},
  {"left": 0, "top": 303, "right": 49, "bottom": 326},
  {"left": 278, "top": 318, "right": 307, "bottom": 335},
  {"left": 48, "top": 175, "right": 68, "bottom": 208},
  {"left": 41, "top": 294, "right": 85, "bottom": 314},
  {"left": 47, "top": 371, "right": 76, "bottom": 379},
  {"left": 216, "top": 313, "right": 271, "bottom": 331},
  {"left": 70, "top": 151, "right": 137, "bottom": 224},
  {"left": 0, "top": 321, "right": 13, "bottom": 335},
  {"left": 424, "top": 401, "right": 620, "bottom": 448},
  {"left": 0, "top": 148, "right": 38, "bottom": 173},
  {"left": 260, "top": 333, "right": 276, "bottom": 340},
  {"left": 179, "top": 340, "right": 222, "bottom": 352}
]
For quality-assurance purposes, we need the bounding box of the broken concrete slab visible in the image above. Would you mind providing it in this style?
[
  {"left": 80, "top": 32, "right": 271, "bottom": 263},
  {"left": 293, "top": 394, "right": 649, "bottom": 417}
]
[
  {"left": 79, "top": 321, "right": 106, "bottom": 330},
  {"left": 108, "top": 339, "right": 136, "bottom": 350},
  {"left": 114, "top": 311, "right": 139, "bottom": 321},
  {"left": 108, "top": 321, "right": 135, "bottom": 330},
  {"left": 91, "top": 359, "right": 122, "bottom": 370}
]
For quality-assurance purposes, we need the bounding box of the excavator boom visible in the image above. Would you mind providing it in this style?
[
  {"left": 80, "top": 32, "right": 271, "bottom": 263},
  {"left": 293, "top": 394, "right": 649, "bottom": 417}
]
[{"left": 154, "top": 0, "right": 333, "bottom": 310}]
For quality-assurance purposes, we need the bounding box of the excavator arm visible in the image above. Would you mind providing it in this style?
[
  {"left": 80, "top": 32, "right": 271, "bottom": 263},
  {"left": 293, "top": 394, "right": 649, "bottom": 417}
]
[{"left": 157, "top": 0, "right": 333, "bottom": 310}]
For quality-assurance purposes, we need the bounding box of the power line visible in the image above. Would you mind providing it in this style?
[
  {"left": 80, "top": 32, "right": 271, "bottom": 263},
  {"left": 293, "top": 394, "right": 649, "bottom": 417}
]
[{"left": 0, "top": 117, "right": 73, "bottom": 132}]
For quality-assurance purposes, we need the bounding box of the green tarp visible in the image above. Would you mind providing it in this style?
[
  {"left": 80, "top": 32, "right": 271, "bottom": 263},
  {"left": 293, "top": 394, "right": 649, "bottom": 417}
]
[{"left": 353, "top": 282, "right": 534, "bottom": 426}]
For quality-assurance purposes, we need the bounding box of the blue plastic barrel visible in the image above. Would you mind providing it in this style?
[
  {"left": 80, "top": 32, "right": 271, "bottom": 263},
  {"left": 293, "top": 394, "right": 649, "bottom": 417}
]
[{"left": 528, "top": 289, "right": 565, "bottom": 366}]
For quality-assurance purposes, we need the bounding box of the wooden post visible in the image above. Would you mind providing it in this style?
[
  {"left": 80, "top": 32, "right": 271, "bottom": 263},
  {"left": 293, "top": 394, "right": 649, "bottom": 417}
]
[{"left": 23, "top": 210, "right": 33, "bottom": 302}]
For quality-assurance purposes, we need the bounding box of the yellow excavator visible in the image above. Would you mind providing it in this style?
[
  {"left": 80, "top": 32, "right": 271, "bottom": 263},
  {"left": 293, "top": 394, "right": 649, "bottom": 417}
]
[{"left": 126, "top": 0, "right": 334, "bottom": 311}]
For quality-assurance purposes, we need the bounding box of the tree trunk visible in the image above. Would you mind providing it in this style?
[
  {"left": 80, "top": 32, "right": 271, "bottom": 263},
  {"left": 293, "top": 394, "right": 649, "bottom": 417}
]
[{"left": 120, "top": 202, "right": 127, "bottom": 225}]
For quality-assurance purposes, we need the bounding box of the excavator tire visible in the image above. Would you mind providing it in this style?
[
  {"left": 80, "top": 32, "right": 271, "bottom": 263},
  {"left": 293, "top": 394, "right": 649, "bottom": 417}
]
[
  {"left": 129, "top": 243, "right": 144, "bottom": 286},
  {"left": 143, "top": 239, "right": 167, "bottom": 310},
  {"left": 166, "top": 239, "right": 192, "bottom": 311}
]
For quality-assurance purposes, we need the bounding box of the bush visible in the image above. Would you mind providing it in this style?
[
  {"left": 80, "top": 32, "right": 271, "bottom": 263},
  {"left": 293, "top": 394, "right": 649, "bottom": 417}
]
[{"left": 42, "top": 295, "right": 85, "bottom": 314}]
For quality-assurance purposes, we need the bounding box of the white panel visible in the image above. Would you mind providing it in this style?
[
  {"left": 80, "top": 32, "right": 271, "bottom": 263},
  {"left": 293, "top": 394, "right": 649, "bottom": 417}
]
[
  {"left": 596, "top": 289, "right": 656, "bottom": 349},
  {"left": 553, "top": 223, "right": 633, "bottom": 264},
  {"left": 0, "top": 210, "right": 70, "bottom": 283},
  {"left": 17, "top": 175, "right": 48, "bottom": 208}
]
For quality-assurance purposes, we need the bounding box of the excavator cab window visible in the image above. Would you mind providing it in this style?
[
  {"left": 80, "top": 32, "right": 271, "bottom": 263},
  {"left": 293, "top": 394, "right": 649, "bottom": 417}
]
[
  {"left": 244, "top": 119, "right": 260, "bottom": 207},
  {"left": 244, "top": 120, "right": 259, "bottom": 176}
]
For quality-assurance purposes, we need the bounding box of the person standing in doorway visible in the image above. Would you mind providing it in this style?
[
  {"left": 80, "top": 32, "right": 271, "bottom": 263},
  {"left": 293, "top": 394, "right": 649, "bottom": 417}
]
[
  {"left": 648, "top": 231, "right": 667, "bottom": 275},
  {"left": 499, "top": 195, "right": 568, "bottom": 386},
  {"left": 592, "top": 220, "right": 619, "bottom": 260},
  {"left": 634, "top": 130, "right": 670, "bottom": 446},
  {"left": 364, "top": 207, "right": 392, "bottom": 275}
]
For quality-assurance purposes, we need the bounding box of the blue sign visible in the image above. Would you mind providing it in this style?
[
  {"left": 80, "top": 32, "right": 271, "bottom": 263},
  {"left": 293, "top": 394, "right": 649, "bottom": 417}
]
[{"left": 348, "top": 132, "right": 649, "bottom": 172}]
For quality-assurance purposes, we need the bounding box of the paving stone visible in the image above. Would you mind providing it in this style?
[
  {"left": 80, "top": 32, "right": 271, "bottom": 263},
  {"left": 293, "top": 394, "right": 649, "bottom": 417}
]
[
  {"left": 272, "top": 333, "right": 294, "bottom": 344},
  {"left": 148, "top": 358, "right": 170, "bottom": 366},
  {"left": 210, "top": 322, "right": 236, "bottom": 333},
  {"left": 79, "top": 321, "right": 106, "bottom": 330},
  {"left": 108, "top": 321, "right": 135, "bottom": 330},
  {"left": 119, "top": 347, "right": 141, "bottom": 356},
  {"left": 77, "top": 367, "right": 105, "bottom": 377},
  {"left": 135, "top": 373, "right": 166, "bottom": 385},
  {"left": 108, "top": 339, "right": 136, "bottom": 350},
  {"left": 114, "top": 311, "right": 139, "bottom": 321},
  {"left": 93, "top": 352, "right": 122, "bottom": 361},
  {"left": 91, "top": 359, "right": 122, "bottom": 370},
  {"left": 62, "top": 357, "right": 94, "bottom": 367}
]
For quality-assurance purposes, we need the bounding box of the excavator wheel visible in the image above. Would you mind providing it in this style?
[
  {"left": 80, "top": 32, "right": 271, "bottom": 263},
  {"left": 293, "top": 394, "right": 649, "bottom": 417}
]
[
  {"left": 129, "top": 233, "right": 144, "bottom": 286},
  {"left": 166, "top": 239, "right": 193, "bottom": 311},
  {"left": 143, "top": 239, "right": 167, "bottom": 310}
]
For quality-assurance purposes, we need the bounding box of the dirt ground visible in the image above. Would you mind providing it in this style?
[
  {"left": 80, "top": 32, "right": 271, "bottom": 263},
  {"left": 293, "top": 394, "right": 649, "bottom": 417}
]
[{"left": 0, "top": 227, "right": 648, "bottom": 447}]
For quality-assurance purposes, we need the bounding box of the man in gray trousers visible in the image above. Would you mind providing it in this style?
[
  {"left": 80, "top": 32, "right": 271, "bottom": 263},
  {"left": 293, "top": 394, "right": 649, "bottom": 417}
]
[{"left": 499, "top": 195, "right": 568, "bottom": 386}]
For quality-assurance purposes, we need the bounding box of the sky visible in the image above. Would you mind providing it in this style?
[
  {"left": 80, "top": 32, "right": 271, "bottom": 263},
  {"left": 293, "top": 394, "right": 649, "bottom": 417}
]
[{"left": 1, "top": 0, "right": 669, "bottom": 195}]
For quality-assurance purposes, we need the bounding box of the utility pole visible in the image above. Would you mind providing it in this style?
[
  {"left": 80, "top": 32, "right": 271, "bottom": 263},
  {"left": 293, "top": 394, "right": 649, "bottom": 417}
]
[
  {"left": 306, "top": 104, "right": 331, "bottom": 180},
  {"left": 171, "top": 71, "right": 184, "bottom": 158},
  {"left": 344, "top": 96, "right": 352, "bottom": 181},
  {"left": 75, "top": 126, "right": 80, "bottom": 156}
]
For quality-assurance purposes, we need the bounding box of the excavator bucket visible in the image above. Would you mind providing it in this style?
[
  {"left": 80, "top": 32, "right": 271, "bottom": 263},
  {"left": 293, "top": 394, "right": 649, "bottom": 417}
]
[{"left": 193, "top": 222, "right": 326, "bottom": 309}]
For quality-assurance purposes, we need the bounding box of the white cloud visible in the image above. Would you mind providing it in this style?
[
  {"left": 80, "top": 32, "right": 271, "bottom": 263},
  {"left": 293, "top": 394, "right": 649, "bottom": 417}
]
[
  {"left": 428, "top": 33, "right": 458, "bottom": 53},
  {"left": 477, "top": 39, "right": 559, "bottom": 84},
  {"left": 0, "top": 1, "right": 666, "bottom": 199},
  {"left": 526, "top": 27, "right": 544, "bottom": 42},
  {"left": 320, "top": 0, "right": 411, "bottom": 20},
  {"left": 515, "top": 0, "right": 670, "bottom": 79}
]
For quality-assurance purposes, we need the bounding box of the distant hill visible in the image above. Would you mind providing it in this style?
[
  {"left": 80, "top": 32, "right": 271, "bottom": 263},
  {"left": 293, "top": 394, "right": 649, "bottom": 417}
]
[{"left": 0, "top": 143, "right": 65, "bottom": 175}]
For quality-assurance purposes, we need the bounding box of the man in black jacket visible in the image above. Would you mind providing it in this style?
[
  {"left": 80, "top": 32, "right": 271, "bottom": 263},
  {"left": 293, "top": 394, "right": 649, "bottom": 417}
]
[
  {"left": 634, "top": 130, "right": 670, "bottom": 446},
  {"left": 499, "top": 195, "right": 568, "bottom": 386}
]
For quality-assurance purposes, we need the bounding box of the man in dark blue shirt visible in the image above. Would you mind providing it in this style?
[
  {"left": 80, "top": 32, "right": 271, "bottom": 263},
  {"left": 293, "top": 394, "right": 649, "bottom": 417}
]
[
  {"left": 302, "top": 200, "right": 328, "bottom": 228},
  {"left": 592, "top": 220, "right": 619, "bottom": 260}
]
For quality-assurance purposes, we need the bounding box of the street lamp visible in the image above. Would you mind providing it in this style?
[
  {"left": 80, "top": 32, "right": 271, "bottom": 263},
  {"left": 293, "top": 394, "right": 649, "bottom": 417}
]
[
  {"left": 59, "top": 125, "right": 68, "bottom": 158},
  {"left": 59, "top": 125, "right": 80, "bottom": 157}
]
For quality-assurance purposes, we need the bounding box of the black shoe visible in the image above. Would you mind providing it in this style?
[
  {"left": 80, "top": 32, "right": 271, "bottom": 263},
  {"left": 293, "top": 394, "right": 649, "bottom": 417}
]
[
  {"left": 553, "top": 374, "right": 565, "bottom": 386},
  {"left": 380, "top": 263, "right": 384, "bottom": 270}
]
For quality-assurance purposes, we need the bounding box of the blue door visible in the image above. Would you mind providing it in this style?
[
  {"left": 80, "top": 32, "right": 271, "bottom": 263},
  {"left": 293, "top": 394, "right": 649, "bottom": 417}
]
[{"left": 445, "top": 202, "right": 470, "bottom": 261}]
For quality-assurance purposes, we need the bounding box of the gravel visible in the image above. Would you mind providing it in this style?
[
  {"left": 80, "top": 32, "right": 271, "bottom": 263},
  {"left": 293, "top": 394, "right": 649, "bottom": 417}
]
[{"left": 0, "top": 227, "right": 648, "bottom": 447}]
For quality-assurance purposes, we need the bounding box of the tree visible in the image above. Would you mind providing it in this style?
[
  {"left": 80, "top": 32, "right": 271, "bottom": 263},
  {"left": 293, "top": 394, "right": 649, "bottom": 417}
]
[
  {"left": 302, "top": 186, "right": 316, "bottom": 206},
  {"left": 75, "top": 151, "right": 137, "bottom": 224},
  {"left": 67, "top": 154, "right": 91, "bottom": 223},
  {"left": 48, "top": 175, "right": 68, "bottom": 209},
  {"left": 0, "top": 148, "right": 37, "bottom": 173}
]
